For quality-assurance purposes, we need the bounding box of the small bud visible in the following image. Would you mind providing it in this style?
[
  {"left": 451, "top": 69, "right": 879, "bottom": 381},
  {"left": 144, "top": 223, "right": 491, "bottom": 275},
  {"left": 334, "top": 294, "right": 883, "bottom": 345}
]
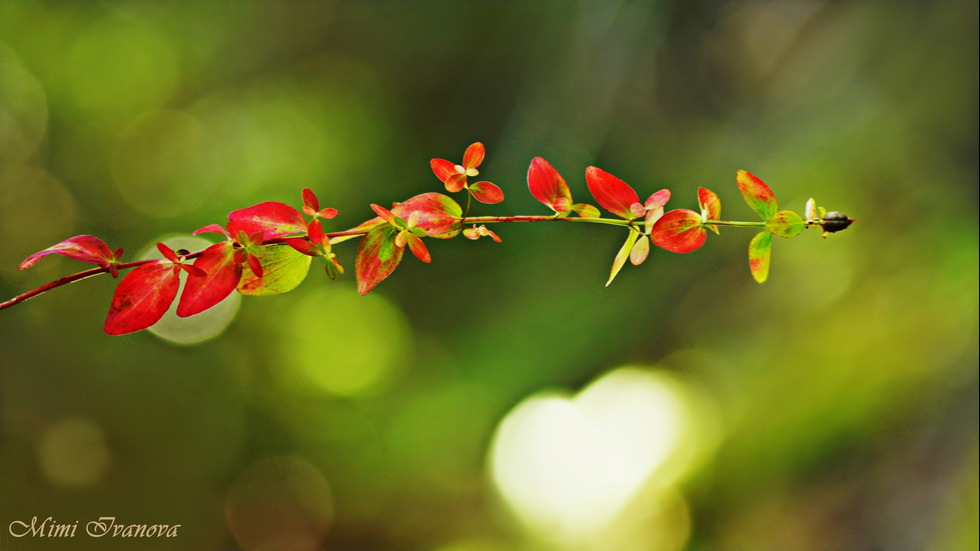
[
  {"left": 805, "top": 198, "right": 817, "bottom": 220},
  {"left": 820, "top": 212, "right": 854, "bottom": 234}
]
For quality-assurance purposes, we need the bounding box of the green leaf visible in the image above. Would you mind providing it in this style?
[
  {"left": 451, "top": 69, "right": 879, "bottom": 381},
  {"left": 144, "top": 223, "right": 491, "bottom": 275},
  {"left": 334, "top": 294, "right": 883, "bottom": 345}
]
[
  {"left": 748, "top": 231, "right": 772, "bottom": 283},
  {"left": 606, "top": 229, "right": 639, "bottom": 287},
  {"left": 765, "top": 210, "right": 805, "bottom": 238},
  {"left": 737, "top": 170, "right": 778, "bottom": 220},
  {"left": 237, "top": 244, "right": 311, "bottom": 296}
]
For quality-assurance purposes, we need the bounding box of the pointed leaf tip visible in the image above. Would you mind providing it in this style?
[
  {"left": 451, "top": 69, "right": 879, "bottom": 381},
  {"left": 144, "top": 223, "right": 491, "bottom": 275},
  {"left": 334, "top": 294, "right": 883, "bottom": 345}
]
[
  {"left": 19, "top": 235, "right": 115, "bottom": 270},
  {"left": 606, "top": 230, "right": 640, "bottom": 286}
]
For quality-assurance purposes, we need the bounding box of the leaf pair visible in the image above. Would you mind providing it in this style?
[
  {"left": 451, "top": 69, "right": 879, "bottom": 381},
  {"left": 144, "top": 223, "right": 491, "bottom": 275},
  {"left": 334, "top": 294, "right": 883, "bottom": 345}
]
[
  {"left": 431, "top": 142, "right": 505, "bottom": 204},
  {"left": 736, "top": 170, "right": 806, "bottom": 283},
  {"left": 354, "top": 193, "right": 464, "bottom": 295}
]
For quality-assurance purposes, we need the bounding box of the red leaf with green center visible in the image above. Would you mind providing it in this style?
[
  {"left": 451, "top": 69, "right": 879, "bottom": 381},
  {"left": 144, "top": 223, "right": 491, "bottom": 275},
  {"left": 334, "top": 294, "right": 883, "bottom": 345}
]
[
  {"left": 651, "top": 209, "right": 707, "bottom": 253},
  {"left": 19, "top": 235, "right": 116, "bottom": 270},
  {"left": 103, "top": 261, "right": 180, "bottom": 335},
  {"left": 237, "top": 244, "right": 312, "bottom": 296},
  {"left": 766, "top": 210, "right": 805, "bottom": 238},
  {"left": 737, "top": 170, "right": 778, "bottom": 220},
  {"left": 227, "top": 201, "right": 307, "bottom": 240},
  {"left": 468, "top": 181, "right": 504, "bottom": 204},
  {"left": 748, "top": 231, "right": 772, "bottom": 283},
  {"left": 176, "top": 241, "right": 243, "bottom": 317},
  {"left": 355, "top": 226, "right": 404, "bottom": 295},
  {"left": 390, "top": 193, "right": 462, "bottom": 238},
  {"left": 585, "top": 167, "right": 640, "bottom": 220},
  {"left": 607, "top": 229, "right": 640, "bottom": 286},
  {"left": 527, "top": 157, "right": 574, "bottom": 213},
  {"left": 698, "top": 187, "right": 721, "bottom": 234}
]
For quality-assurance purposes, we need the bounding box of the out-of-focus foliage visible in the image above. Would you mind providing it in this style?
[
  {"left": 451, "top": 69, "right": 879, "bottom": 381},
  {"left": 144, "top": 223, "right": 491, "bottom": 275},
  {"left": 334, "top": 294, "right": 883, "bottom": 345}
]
[{"left": 0, "top": 1, "right": 976, "bottom": 550}]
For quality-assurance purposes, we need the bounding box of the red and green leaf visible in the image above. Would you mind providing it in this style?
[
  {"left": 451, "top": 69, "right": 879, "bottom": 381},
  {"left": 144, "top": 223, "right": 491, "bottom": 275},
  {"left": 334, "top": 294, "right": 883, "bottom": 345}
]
[
  {"left": 607, "top": 229, "right": 640, "bottom": 286},
  {"left": 103, "top": 261, "right": 180, "bottom": 335},
  {"left": 462, "top": 142, "right": 485, "bottom": 170},
  {"left": 737, "top": 170, "right": 778, "bottom": 220},
  {"left": 176, "top": 241, "right": 243, "bottom": 317},
  {"left": 765, "top": 210, "right": 805, "bottom": 238},
  {"left": 748, "top": 231, "right": 773, "bottom": 283},
  {"left": 469, "top": 181, "right": 504, "bottom": 204},
  {"left": 355, "top": 226, "right": 404, "bottom": 295},
  {"left": 390, "top": 193, "right": 462, "bottom": 238},
  {"left": 585, "top": 167, "right": 640, "bottom": 220},
  {"left": 227, "top": 201, "right": 307, "bottom": 239},
  {"left": 698, "top": 187, "right": 721, "bottom": 234},
  {"left": 527, "top": 157, "right": 573, "bottom": 213},
  {"left": 651, "top": 209, "right": 707, "bottom": 253},
  {"left": 237, "top": 244, "right": 312, "bottom": 296},
  {"left": 19, "top": 235, "right": 117, "bottom": 270}
]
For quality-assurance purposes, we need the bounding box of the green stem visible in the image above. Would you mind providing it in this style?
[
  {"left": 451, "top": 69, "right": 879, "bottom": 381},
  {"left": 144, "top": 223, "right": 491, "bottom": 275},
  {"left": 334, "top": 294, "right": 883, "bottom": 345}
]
[{"left": 703, "top": 220, "right": 767, "bottom": 227}]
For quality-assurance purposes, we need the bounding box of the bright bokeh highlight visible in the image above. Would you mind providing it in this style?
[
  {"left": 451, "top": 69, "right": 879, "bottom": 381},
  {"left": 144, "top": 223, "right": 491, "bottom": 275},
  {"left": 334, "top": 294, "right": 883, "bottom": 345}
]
[{"left": 490, "top": 367, "right": 711, "bottom": 548}]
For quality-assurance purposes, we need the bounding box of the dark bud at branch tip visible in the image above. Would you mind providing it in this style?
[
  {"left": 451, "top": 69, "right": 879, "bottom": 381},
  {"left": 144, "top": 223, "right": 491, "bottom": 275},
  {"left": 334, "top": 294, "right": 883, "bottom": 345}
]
[{"left": 821, "top": 211, "right": 854, "bottom": 233}]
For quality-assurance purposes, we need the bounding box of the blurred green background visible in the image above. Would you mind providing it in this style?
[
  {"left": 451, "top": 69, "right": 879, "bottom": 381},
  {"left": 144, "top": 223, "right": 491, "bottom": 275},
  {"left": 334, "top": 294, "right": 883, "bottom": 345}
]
[{"left": 1, "top": 1, "right": 976, "bottom": 550}]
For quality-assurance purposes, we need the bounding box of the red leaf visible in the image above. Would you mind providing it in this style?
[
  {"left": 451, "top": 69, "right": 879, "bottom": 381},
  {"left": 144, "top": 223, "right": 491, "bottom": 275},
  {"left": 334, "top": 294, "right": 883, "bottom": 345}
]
[
  {"left": 194, "top": 224, "right": 232, "bottom": 239},
  {"left": 463, "top": 142, "right": 485, "bottom": 169},
  {"left": 736, "top": 170, "right": 778, "bottom": 220},
  {"left": 19, "top": 235, "right": 115, "bottom": 270},
  {"left": 355, "top": 226, "right": 404, "bottom": 295},
  {"left": 302, "top": 188, "right": 319, "bottom": 213},
  {"left": 157, "top": 242, "right": 181, "bottom": 264},
  {"left": 308, "top": 219, "right": 325, "bottom": 245},
  {"left": 285, "top": 238, "right": 321, "bottom": 256},
  {"left": 651, "top": 209, "right": 707, "bottom": 253},
  {"left": 391, "top": 193, "right": 463, "bottom": 238},
  {"left": 698, "top": 187, "right": 721, "bottom": 234},
  {"left": 371, "top": 203, "right": 400, "bottom": 226},
  {"left": 405, "top": 233, "right": 431, "bottom": 263},
  {"left": 176, "top": 242, "right": 243, "bottom": 317},
  {"left": 585, "top": 167, "right": 640, "bottom": 219},
  {"left": 645, "top": 189, "right": 671, "bottom": 209},
  {"left": 469, "top": 181, "right": 504, "bottom": 204},
  {"left": 103, "top": 261, "right": 180, "bottom": 335},
  {"left": 430, "top": 158, "right": 456, "bottom": 182},
  {"left": 527, "top": 157, "right": 573, "bottom": 213},
  {"left": 227, "top": 201, "right": 306, "bottom": 240}
]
